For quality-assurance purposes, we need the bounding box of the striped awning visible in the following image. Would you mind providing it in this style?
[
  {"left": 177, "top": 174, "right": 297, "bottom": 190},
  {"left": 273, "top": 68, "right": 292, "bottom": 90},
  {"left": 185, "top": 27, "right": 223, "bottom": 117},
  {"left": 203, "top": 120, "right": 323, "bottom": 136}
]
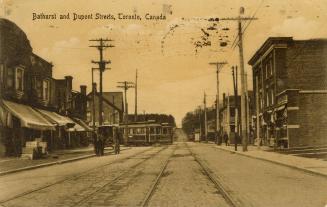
[
  {"left": 2, "top": 100, "right": 55, "bottom": 130},
  {"left": 36, "top": 109, "right": 75, "bottom": 127}
]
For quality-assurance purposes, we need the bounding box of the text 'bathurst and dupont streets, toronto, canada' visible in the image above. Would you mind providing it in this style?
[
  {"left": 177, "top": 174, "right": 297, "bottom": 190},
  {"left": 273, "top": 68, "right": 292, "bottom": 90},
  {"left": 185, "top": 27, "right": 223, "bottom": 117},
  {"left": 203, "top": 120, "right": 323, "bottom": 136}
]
[{"left": 32, "top": 12, "right": 167, "bottom": 21}]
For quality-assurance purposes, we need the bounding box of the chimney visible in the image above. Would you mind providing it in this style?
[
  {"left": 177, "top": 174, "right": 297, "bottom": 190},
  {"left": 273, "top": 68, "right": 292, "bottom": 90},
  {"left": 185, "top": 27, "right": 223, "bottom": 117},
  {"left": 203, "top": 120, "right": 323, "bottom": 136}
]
[
  {"left": 65, "top": 76, "right": 73, "bottom": 91},
  {"left": 80, "top": 85, "right": 87, "bottom": 96}
]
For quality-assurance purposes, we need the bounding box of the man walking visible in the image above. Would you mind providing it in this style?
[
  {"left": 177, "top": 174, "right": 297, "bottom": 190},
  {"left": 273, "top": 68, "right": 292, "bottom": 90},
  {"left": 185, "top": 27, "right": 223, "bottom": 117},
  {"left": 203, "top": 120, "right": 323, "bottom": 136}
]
[
  {"left": 114, "top": 128, "right": 121, "bottom": 154},
  {"left": 223, "top": 131, "right": 229, "bottom": 146},
  {"left": 93, "top": 131, "right": 99, "bottom": 156}
]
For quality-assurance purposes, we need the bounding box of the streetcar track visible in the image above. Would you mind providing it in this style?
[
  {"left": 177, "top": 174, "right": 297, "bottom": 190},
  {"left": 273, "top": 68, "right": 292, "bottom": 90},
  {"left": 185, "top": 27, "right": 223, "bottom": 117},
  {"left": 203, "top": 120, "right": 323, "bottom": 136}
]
[
  {"left": 185, "top": 142, "right": 240, "bottom": 207},
  {"left": 69, "top": 146, "right": 171, "bottom": 207},
  {"left": 141, "top": 145, "right": 177, "bottom": 206},
  {"left": 0, "top": 146, "right": 160, "bottom": 205},
  {"left": 141, "top": 144, "right": 179, "bottom": 207}
]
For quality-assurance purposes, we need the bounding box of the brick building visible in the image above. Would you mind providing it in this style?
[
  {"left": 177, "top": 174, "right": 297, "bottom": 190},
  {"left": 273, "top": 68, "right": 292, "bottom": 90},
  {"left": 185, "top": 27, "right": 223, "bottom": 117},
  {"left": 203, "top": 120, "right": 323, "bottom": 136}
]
[
  {"left": 249, "top": 37, "right": 327, "bottom": 148},
  {"left": 0, "top": 18, "right": 90, "bottom": 156}
]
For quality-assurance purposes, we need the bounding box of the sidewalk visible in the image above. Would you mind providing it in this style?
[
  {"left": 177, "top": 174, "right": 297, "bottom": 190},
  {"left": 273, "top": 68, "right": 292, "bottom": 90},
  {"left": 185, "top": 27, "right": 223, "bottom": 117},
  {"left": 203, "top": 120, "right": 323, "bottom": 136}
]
[
  {"left": 214, "top": 144, "right": 327, "bottom": 177},
  {"left": 0, "top": 146, "right": 127, "bottom": 176}
]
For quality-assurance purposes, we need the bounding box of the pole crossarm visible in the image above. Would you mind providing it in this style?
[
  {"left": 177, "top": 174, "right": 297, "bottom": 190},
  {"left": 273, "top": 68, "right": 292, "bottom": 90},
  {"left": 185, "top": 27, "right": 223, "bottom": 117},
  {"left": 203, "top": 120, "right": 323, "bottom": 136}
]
[{"left": 89, "top": 38, "right": 114, "bottom": 127}]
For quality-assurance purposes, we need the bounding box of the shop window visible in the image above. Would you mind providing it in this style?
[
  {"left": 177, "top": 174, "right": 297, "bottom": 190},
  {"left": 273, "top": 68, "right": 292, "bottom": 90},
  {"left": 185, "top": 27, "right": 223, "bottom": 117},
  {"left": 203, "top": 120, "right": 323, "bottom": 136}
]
[{"left": 42, "top": 79, "right": 50, "bottom": 101}]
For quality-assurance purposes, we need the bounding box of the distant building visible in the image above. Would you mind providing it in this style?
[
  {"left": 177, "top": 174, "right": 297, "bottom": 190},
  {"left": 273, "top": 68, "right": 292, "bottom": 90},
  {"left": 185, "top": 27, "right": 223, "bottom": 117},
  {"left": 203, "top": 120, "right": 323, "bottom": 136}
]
[
  {"left": 249, "top": 37, "right": 327, "bottom": 148},
  {"left": 220, "top": 92, "right": 255, "bottom": 144},
  {"left": 86, "top": 86, "right": 124, "bottom": 127}
]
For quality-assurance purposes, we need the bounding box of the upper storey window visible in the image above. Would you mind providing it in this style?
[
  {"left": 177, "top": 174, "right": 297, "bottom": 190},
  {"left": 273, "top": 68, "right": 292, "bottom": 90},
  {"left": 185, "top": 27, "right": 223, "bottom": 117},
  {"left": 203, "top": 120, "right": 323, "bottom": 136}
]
[{"left": 15, "top": 67, "right": 24, "bottom": 92}]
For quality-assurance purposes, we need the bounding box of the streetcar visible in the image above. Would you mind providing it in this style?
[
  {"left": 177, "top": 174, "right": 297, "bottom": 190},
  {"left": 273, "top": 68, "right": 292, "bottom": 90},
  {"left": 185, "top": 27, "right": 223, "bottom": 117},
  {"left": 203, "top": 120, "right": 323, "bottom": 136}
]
[{"left": 119, "top": 121, "right": 174, "bottom": 145}]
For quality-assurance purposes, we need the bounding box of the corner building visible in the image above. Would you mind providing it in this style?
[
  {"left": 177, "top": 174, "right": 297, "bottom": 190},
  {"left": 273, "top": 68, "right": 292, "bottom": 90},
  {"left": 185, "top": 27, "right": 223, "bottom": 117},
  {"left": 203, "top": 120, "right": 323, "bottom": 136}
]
[{"left": 249, "top": 37, "right": 327, "bottom": 148}]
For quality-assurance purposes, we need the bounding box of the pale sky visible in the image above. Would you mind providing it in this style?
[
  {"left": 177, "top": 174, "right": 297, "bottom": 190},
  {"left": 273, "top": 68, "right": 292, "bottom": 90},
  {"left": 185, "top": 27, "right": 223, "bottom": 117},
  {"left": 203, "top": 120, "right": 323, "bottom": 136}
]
[{"left": 2, "top": 0, "right": 327, "bottom": 126}]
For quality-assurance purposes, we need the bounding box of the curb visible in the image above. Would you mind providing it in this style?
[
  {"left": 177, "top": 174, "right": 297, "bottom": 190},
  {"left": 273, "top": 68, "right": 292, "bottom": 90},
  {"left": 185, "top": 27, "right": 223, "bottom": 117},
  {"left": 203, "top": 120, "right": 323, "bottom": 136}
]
[
  {"left": 0, "top": 148, "right": 129, "bottom": 177},
  {"left": 215, "top": 146, "right": 327, "bottom": 178}
]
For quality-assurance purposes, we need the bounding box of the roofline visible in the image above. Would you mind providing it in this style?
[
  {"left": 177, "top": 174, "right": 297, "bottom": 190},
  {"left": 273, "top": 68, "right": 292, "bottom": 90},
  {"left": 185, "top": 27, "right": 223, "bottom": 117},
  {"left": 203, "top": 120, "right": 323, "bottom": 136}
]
[{"left": 248, "top": 37, "right": 293, "bottom": 65}]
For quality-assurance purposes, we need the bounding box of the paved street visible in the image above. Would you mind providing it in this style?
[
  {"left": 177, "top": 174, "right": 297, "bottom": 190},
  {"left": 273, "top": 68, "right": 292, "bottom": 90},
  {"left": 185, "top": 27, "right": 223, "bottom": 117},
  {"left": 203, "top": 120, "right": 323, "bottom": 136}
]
[{"left": 0, "top": 129, "right": 326, "bottom": 207}]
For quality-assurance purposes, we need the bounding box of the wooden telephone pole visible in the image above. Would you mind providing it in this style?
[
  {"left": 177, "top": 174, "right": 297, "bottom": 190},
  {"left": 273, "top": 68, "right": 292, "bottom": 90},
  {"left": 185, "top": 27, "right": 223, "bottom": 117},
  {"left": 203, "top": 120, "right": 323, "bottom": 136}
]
[
  {"left": 221, "top": 7, "right": 258, "bottom": 151},
  {"left": 203, "top": 92, "right": 208, "bottom": 142},
  {"left": 117, "top": 81, "right": 135, "bottom": 143},
  {"left": 134, "top": 69, "right": 138, "bottom": 122},
  {"left": 90, "top": 38, "right": 114, "bottom": 127},
  {"left": 232, "top": 66, "right": 239, "bottom": 151},
  {"left": 209, "top": 61, "right": 227, "bottom": 144}
]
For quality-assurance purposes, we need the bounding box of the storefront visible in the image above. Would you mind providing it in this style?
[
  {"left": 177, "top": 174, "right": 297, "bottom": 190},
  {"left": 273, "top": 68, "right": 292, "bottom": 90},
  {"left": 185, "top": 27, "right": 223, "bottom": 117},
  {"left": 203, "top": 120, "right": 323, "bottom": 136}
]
[
  {"left": 36, "top": 109, "right": 91, "bottom": 149},
  {"left": 0, "top": 100, "right": 55, "bottom": 156}
]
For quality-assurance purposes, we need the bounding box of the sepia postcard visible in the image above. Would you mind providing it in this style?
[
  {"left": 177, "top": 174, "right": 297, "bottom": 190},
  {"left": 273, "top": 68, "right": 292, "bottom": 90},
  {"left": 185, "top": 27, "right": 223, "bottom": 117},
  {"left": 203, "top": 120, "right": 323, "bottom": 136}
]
[{"left": 0, "top": 0, "right": 326, "bottom": 206}]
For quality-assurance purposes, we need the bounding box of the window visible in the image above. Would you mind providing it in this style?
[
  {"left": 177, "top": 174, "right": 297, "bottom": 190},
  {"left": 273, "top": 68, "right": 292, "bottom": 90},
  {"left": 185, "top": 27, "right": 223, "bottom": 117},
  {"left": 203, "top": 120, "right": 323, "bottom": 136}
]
[
  {"left": 265, "top": 64, "right": 268, "bottom": 79},
  {"left": 0, "top": 64, "right": 3, "bottom": 85},
  {"left": 15, "top": 68, "right": 24, "bottom": 91},
  {"left": 7, "top": 68, "right": 14, "bottom": 88},
  {"left": 269, "top": 59, "right": 273, "bottom": 76},
  {"left": 86, "top": 112, "right": 91, "bottom": 121},
  {"left": 42, "top": 80, "right": 50, "bottom": 101},
  {"left": 137, "top": 128, "right": 142, "bottom": 134},
  {"left": 271, "top": 89, "right": 275, "bottom": 105},
  {"left": 230, "top": 108, "right": 235, "bottom": 117},
  {"left": 266, "top": 91, "right": 269, "bottom": 107},
  {"left": 36, "top": 79, "right": 42, "bottom": 98}
]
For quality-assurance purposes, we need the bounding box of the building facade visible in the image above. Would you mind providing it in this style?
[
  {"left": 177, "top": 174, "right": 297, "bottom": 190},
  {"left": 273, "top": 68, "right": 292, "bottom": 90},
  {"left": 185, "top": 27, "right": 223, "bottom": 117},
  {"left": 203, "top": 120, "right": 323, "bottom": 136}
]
[
  {"left": 86, "top": 87, "right": 124, "bottom": 127},
  {"left": 220, "top": 92, "right": 255, "bottom": 144},
  {"left": 249, "top": 37, "right": 327, "bottom": 148},
  {"left": 0, "top": 18, "right": 89, "bottom": 156}
]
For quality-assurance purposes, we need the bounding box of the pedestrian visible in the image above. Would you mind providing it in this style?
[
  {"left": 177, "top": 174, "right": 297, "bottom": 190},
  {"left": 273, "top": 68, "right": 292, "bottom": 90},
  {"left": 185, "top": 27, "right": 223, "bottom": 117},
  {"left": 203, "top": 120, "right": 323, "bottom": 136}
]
[
  {"left": 93, "top": 131, "right": 99, "bottom": 156},
  {"left": 223, "top": 131, "right": 229, "bottom": 146},
  {"left": 114, "top": 128, "right": 121, "bottom": 154},
  {"left": 98, "top": 131, "right": 105, "bottom": 156}
]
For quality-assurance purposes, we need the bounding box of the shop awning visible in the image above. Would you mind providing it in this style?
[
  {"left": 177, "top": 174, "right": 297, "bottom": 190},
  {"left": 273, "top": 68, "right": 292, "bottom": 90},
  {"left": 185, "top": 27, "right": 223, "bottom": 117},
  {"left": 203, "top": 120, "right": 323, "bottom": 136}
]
[
  {"left": 67, "top": 121, "right": 85, "bottom": 132},
  {"left": 72, "top": 118, "right": 93, "bottom": 131},
  {"left": 36, "top": 109, "right": 75, "bottom": 127},
  {"left": 2, "top": 100, "right": 56, "bottom": 131}
]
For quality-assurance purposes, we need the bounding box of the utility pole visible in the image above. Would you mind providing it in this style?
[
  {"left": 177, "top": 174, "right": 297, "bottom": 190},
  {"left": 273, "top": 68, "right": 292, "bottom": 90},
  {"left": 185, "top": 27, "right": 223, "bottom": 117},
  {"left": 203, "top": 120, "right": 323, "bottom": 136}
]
[
  {"left": 221, "top": 7, "right": 258, "bottom": 151},
  {"left": 209, "top": 61, "right": 227, "bottom": 145},
  {"left": 198, "top": 106, "right": 202, "bottom": 140},
  {"left": 232, "top": 66, "right": 239, "bottom": 151},
  {"left": 203, "top": 92, "right": 208, "bottom": 142},
  {"left": 134, "top": 69, "right": 138, "bottom": 122},
  {"left": 117, "top": 81, "right": 135, "bottom": 143},
  {"left": 90, "top": 38, "right": 114, "bottom": 127}
]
